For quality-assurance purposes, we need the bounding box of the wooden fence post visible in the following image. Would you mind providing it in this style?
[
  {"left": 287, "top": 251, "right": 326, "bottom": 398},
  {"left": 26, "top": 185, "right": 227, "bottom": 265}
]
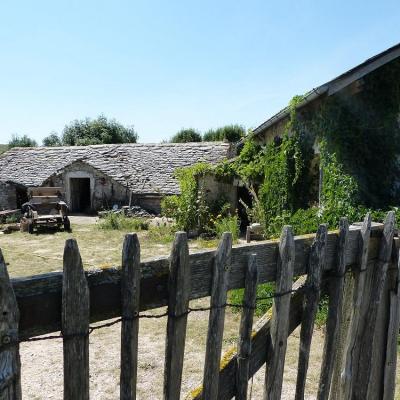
[
  {"left": 337, "top": 213, "right": 371, "bottom": 400},
  {"left": 264, "top": 225, "right": 295, "bottom": 400},
  {"left": 0, "top": 249, "right": 22, "bottom": 400},
  {"left": 383, "top": 248, "right": 400, "bottom": 400},
  {"left": 120, "top": 233, "right": 141, "bottom": 400},
  {"left": 317, "top": 218, "right": 349, "bottom": 400},
  {"left": 202, "top": 232, "right": 232, "bottom": 400},
  {"left": 295, "top": 224, "right": 327, "bottom": 400},
  {"left": 353, "top": 211, "right": 395, "bottom": 399},
  {"left": 62, "top": 239, "right": 90, "bottom": 400},
  {"left": 236, "top": 253, "right": 258, "bottom": 400},
  {"left": 164, "top": 232, "right": 190, "bottom": 400}
]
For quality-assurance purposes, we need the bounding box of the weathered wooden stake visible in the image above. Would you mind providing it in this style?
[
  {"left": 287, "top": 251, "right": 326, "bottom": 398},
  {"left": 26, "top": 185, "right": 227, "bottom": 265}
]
[
  {"left": 353, "top": 211, "right": 395, "bottom": 399},
  {"left": 264, "top": 225, "right": 295, "bottom": 400},
  {"left": 383, "top": 248, "right": 400, "bottom": 400},
  {"left": 317, "top": 218, "right": 349, "bottom": 400},
  {"left": 236, "top": 253, "right": 258, "bottom": 400},
  {"left": 340, "top": 213, "right": 371, "bottom": 399},
  {"left": 295, "top": 224, "right": 327, "bottom": 400},
  {"left": 62, "top": 239, "right": 90, "bottom": 400},
  {"left": 0, "top": 249, "right": 22, "bottom": 400},
  {"left": 120, "top": 233, "right": 141, "bottom": 400},
  {"left": 202, "top": 232, "right": 232, "bottom": 400},
  {"left": 164, "top": 232, "right": 190, "bottom": 400}
]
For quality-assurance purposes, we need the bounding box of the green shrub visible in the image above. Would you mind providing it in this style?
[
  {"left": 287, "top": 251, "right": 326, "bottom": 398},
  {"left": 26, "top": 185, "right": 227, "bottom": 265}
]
[
  {"left": 98, "top": 213, "right": 149, "bottom": 231},
  {"left": 214, "top": 215, "right": 240, "bottom": 241}
]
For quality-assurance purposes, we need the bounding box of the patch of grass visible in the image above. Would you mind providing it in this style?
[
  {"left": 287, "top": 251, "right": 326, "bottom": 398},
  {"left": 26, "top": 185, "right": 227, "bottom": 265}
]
[
  {"left": 315, "top": 295, "right": 329, "bottom": 328},
  {"left": 146, "top": 225, "right": 176, "bottom": 244},
  {"left": 98, "top": 213, "right": 149, "bottom": 231},
  {"left": 228, "top": 282, "right": 276, "bottom": 317}
]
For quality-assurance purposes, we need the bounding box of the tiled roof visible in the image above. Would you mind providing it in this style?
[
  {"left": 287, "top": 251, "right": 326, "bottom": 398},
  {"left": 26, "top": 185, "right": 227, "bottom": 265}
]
[{"left": 0, "top": 142, "right": 233, "bottom": 194}]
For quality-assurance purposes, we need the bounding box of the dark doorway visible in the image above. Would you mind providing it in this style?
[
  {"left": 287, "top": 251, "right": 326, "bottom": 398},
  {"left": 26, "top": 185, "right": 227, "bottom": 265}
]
[{"left": 70, "top": 178, "right": 91, "bottom": 213}]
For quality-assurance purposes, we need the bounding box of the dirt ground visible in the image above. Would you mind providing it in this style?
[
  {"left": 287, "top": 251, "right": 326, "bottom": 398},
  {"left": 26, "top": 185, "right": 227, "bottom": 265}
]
[{"left": 20, "top": 297, "right": 327, "bottom": 400}]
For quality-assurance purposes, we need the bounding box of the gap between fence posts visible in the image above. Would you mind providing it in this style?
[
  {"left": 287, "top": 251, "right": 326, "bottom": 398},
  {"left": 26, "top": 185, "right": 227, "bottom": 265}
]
[
  {"left": 163, "top": 232, "right": 190, "bottom": 400},
  {"left": 264, "top": 225, "right": 295, "bottom": 400},
  {"left": 62, "top": 239, "right": 90, "bottom": 400},
  {"left": 236, "top": 253, "right": 258, "bottom": 400},
  {"left": 120, "top": 233, "right": 141, "bottom": 400},
  {"left": 0, "top": 249, "right": 22, "bottom": 400}
]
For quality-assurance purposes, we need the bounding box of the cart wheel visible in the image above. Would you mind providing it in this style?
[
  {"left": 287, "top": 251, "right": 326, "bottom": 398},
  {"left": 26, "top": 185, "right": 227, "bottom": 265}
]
[
  {"left": 28, "top": 221, "right": 34, "bottom": 234},
  {"left": 64, "top": 217, "right": 71, "bottom": 232}
]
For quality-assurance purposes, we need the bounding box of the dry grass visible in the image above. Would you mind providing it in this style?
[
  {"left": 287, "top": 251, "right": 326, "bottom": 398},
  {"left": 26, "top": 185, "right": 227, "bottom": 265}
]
[{"left": 0, "top": 218, "right": 218, "bottom": 278}]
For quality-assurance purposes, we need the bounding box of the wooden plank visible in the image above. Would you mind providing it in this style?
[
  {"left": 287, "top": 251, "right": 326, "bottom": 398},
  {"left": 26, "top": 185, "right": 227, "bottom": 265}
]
[
  {"left": 120, "top": 234, "right": 141, "bottom": 400},
  {"left": 62, "top": 239, "right": 90, "bottom": 400},
  {"left": 264, "top": 225, "right": 295, "bottom": 400},
  {"left": 188, "top": 277, "right": 324, "bottom": 400},
  {"left": 202, "top": 232, "right": 232, "bottom": 400},
  {"left": 383, "top": 261, "right": 400, "bottom": 400},
  {"left": 11, "top": 224, "right": 390, "bottom": 340},
  {"left": 0, "top": 249, "right": 22, "bottom": 400},
  {"left": 163, "top": 232, "right": 190, "bottom": 400},
  {"left": 236, "top": 253, "right": 258, "bottom": 400},
  {"left": 353, "top": 211, "right": 395, "bottom": 399},
  {"left": 337, "top": 213, "right": 371, "bottom": 400},
  {"left": 295, "top": 224, "right": 327, "bottom": 400},
  {"left": 317, "top": 218, "right": 349, "bottom": 400}
]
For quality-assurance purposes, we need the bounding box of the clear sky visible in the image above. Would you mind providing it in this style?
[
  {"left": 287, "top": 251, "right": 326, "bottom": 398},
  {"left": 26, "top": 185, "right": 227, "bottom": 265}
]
[{"left": 0, "top": 0, "right": 399, "bottom": 144}]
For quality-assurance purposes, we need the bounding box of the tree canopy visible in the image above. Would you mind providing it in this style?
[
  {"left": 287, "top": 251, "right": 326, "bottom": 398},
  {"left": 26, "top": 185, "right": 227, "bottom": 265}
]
[
  {"left": 170, "top": 128, "right": 202, "bottom": 143},
  {"left": 60, "top": 115, "right": 138, "bottom": 146},
  {"left": 42, "top": 132, "right": 62, "bottom": 147},
  {"left": 203, "top": 124, "right": 245, "bottom": 142},
  {"left": 8, "top": 134, "right": 38, "bottom": 148}
]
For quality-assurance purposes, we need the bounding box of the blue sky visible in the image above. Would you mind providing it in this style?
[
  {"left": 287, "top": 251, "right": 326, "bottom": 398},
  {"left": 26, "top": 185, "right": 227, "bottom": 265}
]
[{"left": 0, "top": 1, "right": 399, "bottom": 144}]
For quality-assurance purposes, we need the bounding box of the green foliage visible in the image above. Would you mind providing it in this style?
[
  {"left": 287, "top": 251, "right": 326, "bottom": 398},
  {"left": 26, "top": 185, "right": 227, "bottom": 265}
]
[
  {"left": 170, "top": 128, "right": 202, "bottom": 143},
  {"left": 228, "top": 282, "right": 275, "bottom": 317},
  {"left": 98, "top": 213, "right": 149, "bottom": 231},
  {"left": 0, "top": 144, "right": 9, "bottom": 155},
  {"left": 62, "top": 114, "right": 138, "bottom": 146},
  {"left": 203, "top": 124, "right": 245, "bottom": 143},
  {"left": 8, "top": 134, "right": 37, "bottom": 148},
  {"left": 214, "top": 215, "right": 240, "bottom": 240},
  {"left": 42, "top": 132, "right": 62, "bottom": 146},
  {"left": 161, "top": 163, "right": 213, "bottom": 231}
]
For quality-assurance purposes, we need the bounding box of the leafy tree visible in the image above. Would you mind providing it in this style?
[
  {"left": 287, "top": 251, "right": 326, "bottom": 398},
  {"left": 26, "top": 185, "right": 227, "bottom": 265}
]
[
  {"left": 203, "top": 124, "right": 245, "bottom": 142},
  {"left": 8, "top": 134, "right": 38, "bottom": 148},
  {"left": 42, "top": 132, "right": 62, "bottom": 147},
  {"left": 61, "top": 115, "right": 138, "bottom": 146},
  {"left": 170, "top": 128, "right": 202, "bottom": 143}
]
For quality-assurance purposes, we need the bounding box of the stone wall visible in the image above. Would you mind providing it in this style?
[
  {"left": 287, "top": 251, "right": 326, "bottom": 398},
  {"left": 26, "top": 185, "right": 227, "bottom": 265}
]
[
  {"left": 199, "top": 174, "right": 237, "bottom": 213},
  {"left": 0, "top": 182, "right": 17, "bottom": 210}
]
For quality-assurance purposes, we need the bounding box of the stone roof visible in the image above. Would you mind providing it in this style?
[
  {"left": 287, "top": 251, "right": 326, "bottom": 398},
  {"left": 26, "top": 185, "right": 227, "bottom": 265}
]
[{"left": 0, "top": 142, "right": 233, "bottom": 195}]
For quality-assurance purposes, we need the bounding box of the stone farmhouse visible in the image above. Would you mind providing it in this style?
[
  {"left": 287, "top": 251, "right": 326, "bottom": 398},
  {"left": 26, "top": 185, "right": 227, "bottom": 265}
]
[{"left": 0, "top": 142, "right": 234, "bottom": 213}]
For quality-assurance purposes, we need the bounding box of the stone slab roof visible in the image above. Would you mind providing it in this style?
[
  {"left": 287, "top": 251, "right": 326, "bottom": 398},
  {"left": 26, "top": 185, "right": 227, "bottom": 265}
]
[{"left": 0, "top": 142, "right": 233, "bottom": 195}]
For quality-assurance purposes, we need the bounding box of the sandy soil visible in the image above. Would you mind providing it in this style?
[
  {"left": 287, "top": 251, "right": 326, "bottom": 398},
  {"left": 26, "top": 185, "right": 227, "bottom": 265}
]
[{"left": 20, "top": 296, "right": 328, "bottom": 400}]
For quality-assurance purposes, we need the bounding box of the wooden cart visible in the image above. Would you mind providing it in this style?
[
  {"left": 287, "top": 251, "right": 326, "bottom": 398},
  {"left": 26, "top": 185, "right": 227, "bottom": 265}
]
[{"left": 22, "top": 187, "right": 71, "bottom": 233}]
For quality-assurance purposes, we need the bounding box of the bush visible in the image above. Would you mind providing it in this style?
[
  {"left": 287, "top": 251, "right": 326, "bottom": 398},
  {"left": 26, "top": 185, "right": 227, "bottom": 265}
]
[
  {"left": 98, "top": 213, "right": 149, "bottom": 231},
  {"left": 170, "top": 128, "right": 202, "bottom": 143},
  {"left": 214, "top": 215, "right": 240, "bottom": 241}
]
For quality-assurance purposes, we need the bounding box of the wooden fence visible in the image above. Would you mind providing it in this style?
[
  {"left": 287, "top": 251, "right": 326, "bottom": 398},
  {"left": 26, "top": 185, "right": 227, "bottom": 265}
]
[{"left": 0, "top": 212, "right": 399, "bottom": 399}]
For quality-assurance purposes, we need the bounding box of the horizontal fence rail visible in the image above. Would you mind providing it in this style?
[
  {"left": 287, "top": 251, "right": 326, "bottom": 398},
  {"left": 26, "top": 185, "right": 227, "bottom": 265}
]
[{"left": 10, "top": 223, "right": 390, "bottom": 340}]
